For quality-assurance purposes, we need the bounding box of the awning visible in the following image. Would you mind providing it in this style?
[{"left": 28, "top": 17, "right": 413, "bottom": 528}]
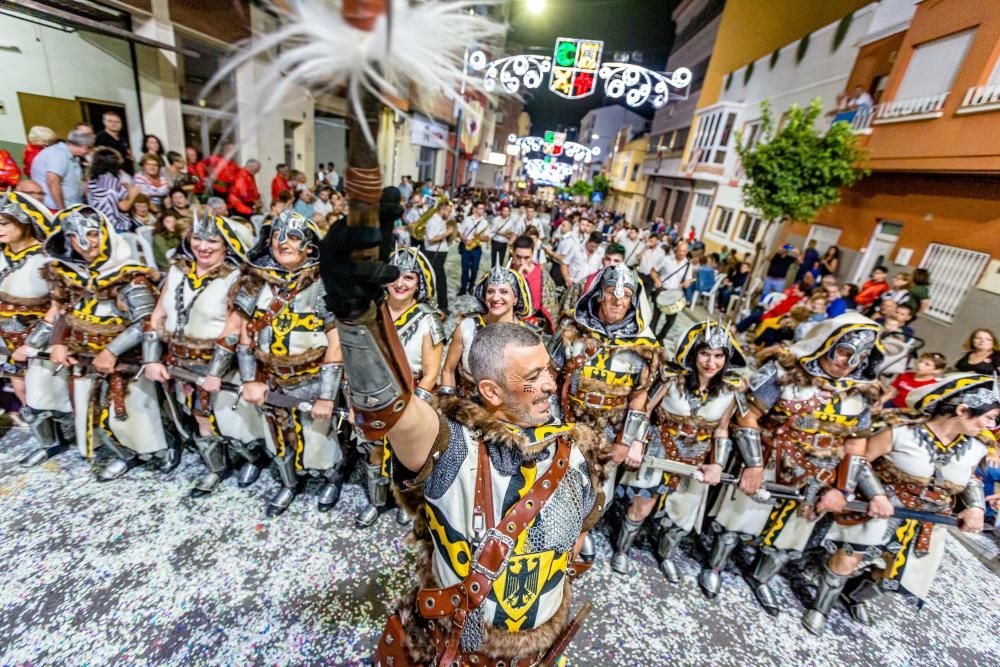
[{"left": 0, "top": 0, "right": 200, "bottom": 58}]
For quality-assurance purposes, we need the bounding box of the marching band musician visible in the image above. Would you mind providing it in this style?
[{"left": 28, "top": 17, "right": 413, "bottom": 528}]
[
  {"left": 142, "top": 211, "right": 266, "bottom": 497},
  {"left": 613, "top": 321, "right": 746, "bottom": 580},
  {"left": 235, "top": 210, "right": 346, "bottom": 516},
  {"left": 355, "top": 246, "right": 445, "bottom": 528}
]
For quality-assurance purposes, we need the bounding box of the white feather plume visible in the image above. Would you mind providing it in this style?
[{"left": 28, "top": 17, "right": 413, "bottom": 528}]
[{"left": 209, "top": 0, "right": 505, "bottom": 147}]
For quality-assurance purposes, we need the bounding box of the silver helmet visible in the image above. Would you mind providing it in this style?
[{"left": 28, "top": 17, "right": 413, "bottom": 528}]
[
  {"left": 60, "top": 206, "right": 105, "bottom": 251},
  {"left": 271, "top": 209, "right": 318, "bottom": 251},
  {"left": 596, "top": 264, "right": 639, "bottom": 300}
]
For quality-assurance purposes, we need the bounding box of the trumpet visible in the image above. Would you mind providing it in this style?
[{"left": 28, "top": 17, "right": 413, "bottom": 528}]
[{"left": 410, "top": 196, "right": 448, "bottom": 242}]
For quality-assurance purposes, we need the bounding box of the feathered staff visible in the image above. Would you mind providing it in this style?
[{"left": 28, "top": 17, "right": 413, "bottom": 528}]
[{"left": 211, "top": 0, "right": 502, "bottom": 251}]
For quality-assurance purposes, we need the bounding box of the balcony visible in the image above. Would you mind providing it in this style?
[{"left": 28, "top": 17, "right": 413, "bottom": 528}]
[
  {"left": 831, "top": 107, "right": 875, "bottom": 134},
  {"left": 958, "top": 83, "right": 1000, "bottom": 115},
  {"left": 872, "top": 92, "right": 949, "bottom": 124}
]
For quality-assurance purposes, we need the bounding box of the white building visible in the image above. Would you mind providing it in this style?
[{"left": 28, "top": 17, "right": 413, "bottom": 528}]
[
  {"left": 578, "top": 105, "right": 648, "bottom": 178},
  {"left": 642, "top": 0, "right": 724, "bottom": 229}
]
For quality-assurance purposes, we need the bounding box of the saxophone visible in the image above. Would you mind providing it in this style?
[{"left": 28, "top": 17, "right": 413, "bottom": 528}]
[{"left": 410, "top": 196, "right": 443, "bottom": 242}]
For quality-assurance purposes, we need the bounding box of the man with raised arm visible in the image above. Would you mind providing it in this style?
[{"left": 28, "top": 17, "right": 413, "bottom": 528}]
[{"left": 320, "top": 226, "right": 611, "bottom": 667}]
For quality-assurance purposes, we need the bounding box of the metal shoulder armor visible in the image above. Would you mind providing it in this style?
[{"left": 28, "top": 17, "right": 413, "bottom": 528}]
[
  {"left": 233, "top": 283, "right": 262, "bottom": 318},
  {"left": 418, "top": 303, "right": 446, "bottom": 345},
  {"left": 748, "top": 360, "right": 782, "bottom": 412},
  {"left": 119, "top": 280, "right": 156, "bottom": 323}
]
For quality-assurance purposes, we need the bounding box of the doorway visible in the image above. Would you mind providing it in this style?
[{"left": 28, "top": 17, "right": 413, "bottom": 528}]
[{"left": 852, "top": 221, "right": 902, "bottom": 283}]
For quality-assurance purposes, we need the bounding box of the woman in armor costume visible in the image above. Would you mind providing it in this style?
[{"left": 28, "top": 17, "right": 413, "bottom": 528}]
[
  {"left": 439, "top": 262, "right": 534, "bottom": 397},
  {"left": 236, "top": 210, "right": 346, "bottom": 517},
  {"left": 355, "top": 246, "right": 445, "bottom": 528},
  {"left": 143, "top": 211, "right": 266, "bottom": 497},
  {"left": 804, "top": 373, "right": 996, "bottom": 634},
  {"left": 24, "top": 205, "right": 173, "bottom": 479},
  {"left": 698, "top": 313, "right": 891, "bottom": 615},
  {"left": 0, "top": 192, "right": 72, "bottom": 464},
  {"left": 551, "top": 264, "right": 660, "bottom": 510},
  {"left": 612, "top": 320, "right": 747, "bottom": 580}
]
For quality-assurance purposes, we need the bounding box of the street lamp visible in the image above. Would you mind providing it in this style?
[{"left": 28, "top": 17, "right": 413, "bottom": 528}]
[{"left": 525, "top": 0, "right": 546, "bottom": 15}]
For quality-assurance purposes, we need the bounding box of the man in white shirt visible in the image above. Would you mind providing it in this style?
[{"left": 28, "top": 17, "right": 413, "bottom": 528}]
[
  {"left": 423, "top": 200, "right": 453, "bottom": 312},
  {"left": 620, "top": 226, "right": 643, "bottom": 268},
  {"left": 488, "top": 203, "right": 522, "bottom": 267},
  {"left": 636, "top": 233, "right": 666, "bottom": 293},
  {"left": 523, "top": 202, "right": 547, "bottom": 239},
  {"left": 458, "top": 201, "right": 491, "bottom": 295},
  {"left": 568, "top": 231, "right": 605, "bottom": 284},
  {"left": 650, "top": 240, "right": 693, "bottom": 340},
  {"left": 326, "top": 162, "right": 340, "bottom": 190}
]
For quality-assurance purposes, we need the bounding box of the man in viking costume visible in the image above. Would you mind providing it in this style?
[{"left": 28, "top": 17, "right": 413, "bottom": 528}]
[
  {"left": 0, "top": 191, "right": 73, "bottom": 464},
  {"left": 23, "top": 205, "right": 172, "bottom": 479},
  {"left": 613, "top": 320, "right": 746, "bottom": 579},
  {"left": 143, "top": 211, "right": 266, "bottom": 497},
  {"left": 236, "top": 210, "right": 346, "bottom": 517},
  {"left": 320, "top": 219, "right": 611, "bottom": 664},
  {"left": 355, "top": 245, "right": 445, "bottom": 528},
  {"left": 551, "top": 264, "right": 660, "bottom": 506},
  {"left": 698, "top": 312, "right": 892, "bottom": 615},
  {"left": 808, "top": 373, "right": 996, "bottom": 634}
]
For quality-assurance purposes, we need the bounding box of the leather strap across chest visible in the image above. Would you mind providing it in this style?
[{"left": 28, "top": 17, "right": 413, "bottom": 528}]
[
  {"left": 417, "top": 437, "right": 571, "bottom": 667},
  {"left": 246, "top": 284, "right": 301, "bottom": 335}
]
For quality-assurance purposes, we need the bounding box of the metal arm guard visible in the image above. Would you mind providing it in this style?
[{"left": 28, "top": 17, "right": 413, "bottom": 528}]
[
  {"left": 436, "top": 385, "right": 458, "bottom": 397},
  {"left": 236, "top": 344, "right": 257, "bottom": 383},
  {"left": 119, "top": 281, "right": 156, "bottom": 323},
  {"left": 106, "top": 322, "right": 145, "bottom": 357},
  {"left": 208, "top": 334, "right": 239, "bottom": 378},
  {"left": 621, "top": 410, "right": 650, "bottom": 446},
  {"left": 317, "top": 363, "right": 344, "bottom": 401},
  {"left": 710, "top": 437, "right": 733, "bottom": 466},
  {"left": 855, "top": 459, "right": 886, "bottom": 499},
  {"left": 142, "top": 330, "right": 162, "bottom": 364},
  {"left": 836, "top": 454, "right": 866, "bottom": 497},
  {"left": 733, "top": 426, "right": 764, "bottom": 468},
  {"left": 336, "top": 303, "right": 414, "bottom": 440},
  {"left": 414, "top": 386, "right": 434, "bottom": 402},
  {"left": 959, "top": 478, "right": 986, "bottom": 511},
  {"left": 24, "top": 320, "right": 54, "bottom": 349}
]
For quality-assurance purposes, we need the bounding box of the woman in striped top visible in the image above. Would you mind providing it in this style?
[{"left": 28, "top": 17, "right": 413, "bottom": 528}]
[{"left": 86, "top": 148, "right": 140, "bottom": 233}]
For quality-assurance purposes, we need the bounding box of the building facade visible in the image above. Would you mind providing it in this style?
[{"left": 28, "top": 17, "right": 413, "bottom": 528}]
[
  {"left": 578, "top": 105, "right": 648, "bottom": 178},
  {"left": 607, "top": 134, "right": 649, "bottom": 224},
  {"left": 641, "top": 0, "right": 724, "bottom": 231}
]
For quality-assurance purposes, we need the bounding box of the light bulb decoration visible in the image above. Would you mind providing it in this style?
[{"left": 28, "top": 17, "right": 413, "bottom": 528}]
[{"left": 470, "top": 36, "right": 691, "bottom": 109}]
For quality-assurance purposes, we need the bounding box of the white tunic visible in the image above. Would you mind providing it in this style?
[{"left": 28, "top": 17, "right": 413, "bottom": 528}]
[{"left": 161, "top": 264, "right": 241, "bottom": 340}]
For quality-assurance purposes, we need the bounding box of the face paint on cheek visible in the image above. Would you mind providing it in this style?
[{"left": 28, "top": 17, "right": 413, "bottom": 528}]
[{"left": 522, "top": 384, "right": 536, "bottom": 394}]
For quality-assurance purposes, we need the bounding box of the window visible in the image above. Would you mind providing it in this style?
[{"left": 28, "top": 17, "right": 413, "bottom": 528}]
[
  {"left": 736, "top": 212, "right": 763, "bottom": 243},
  {"left": 894, "top": 29, "right": 976, "bottom": 101},
  {"left": 742, "top": 120, "right": 763, "bottom": 151},
  {"left": 919, "top": 243, "right": 990, "bottom": 322},
  {"left": 695, "top": 193, "right": 712, "bottom": 207},
  {"left": 631, "top": 164, "right": 640, "bottom": 181},
  {"left": 692, "top": 110, "right": 737, "bottom": 164},
  {"left": 713, "top": 207, "right": 734, "bottom": 234}
]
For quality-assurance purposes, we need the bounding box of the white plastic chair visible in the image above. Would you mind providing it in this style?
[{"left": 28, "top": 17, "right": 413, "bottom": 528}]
[
  {"left": 119, "top": 231, "right": 157, "bottom": 269},
  {"left": 692, "top": 272, "right": 728, "bottom": 313},
  {"left": 134, "top": 226, "right": 157, "bottom": 265}
]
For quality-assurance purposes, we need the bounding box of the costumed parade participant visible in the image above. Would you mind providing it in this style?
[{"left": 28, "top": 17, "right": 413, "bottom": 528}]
[
  {"left": 699, "top": 313, "right": 890, "bottom": 614},
  {"left": 236, "top": 210, "right": 345, "bottom": 517},
  {"left": 808, "top": 373, "right": 997, "bottom": 634},
  {"left": 551, "top": 264, "right": 660, "bottom": 512},
  {"left": 320, "top": 225, "right": 611, "bottom": 666},
  {"left": 23, "top": 205, "right": 172, "bottom": 479},
  {"left": 142, "top": 211, "right": 266, "bottom": 497},
  {"left": 613, "top": 320, "right": 747, "bottom": 580},
  {"left": 439, "top": 262, "right": 534, "bottom": 397},
  {"left": 0, "top": 191, "right": 72, "bottom": 463},
  {"left": 355, "top": 245, "right": 445, "bottom": 528}
]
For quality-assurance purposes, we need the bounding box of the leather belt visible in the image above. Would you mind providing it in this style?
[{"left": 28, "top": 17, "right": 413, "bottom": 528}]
[
  {"left": 569, "top": 391, "right": 627, "bottom": 410},
  {"left": 167, "top": 343, "right": 213, "bottom": 362},
  {"left": 416, "top": 438, "right": 570, "bottom": 667},
  {"left": 264, "top": 361, "right": 320, "bottom": 379}
]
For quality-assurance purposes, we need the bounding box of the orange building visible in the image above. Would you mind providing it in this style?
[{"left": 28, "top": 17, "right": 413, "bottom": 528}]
[{"left": 782, "top": 0, "right": 1000, "bottom": 360}]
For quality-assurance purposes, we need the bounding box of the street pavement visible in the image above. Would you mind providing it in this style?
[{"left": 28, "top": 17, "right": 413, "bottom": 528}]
[{"left": 1, "top": 249, "right": 998, "bottom": 665}]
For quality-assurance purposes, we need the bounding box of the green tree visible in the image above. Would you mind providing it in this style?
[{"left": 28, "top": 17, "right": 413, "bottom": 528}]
[
  {"left": 569, "top": 179, "right": 593, "bottom": 198},
  {"left": 735, "top": 98, "right": 868, "bottom": 309},
  {"left": 591, "top": 173, "right": 610, "bottom": 196}
]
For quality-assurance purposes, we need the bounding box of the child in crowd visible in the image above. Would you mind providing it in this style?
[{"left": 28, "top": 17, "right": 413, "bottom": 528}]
[
  {"left": 883, "top": 351, "right": 947, "bottom": 409},
  {"left": 794, "top": 290, "right": 829, "bottom": 340},
  {"left": 152, "top": 210, "right": 185, "bottom": 272},
  {"left": 130, "top": 194, "right": 156, "bottom": 227},
  {"left": 855, "top": 265, "right": 890, "bottom": 312}
]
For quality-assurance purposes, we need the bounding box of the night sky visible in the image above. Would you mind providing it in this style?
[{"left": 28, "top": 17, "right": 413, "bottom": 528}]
[{"left": 507, "top": 0, "right": 677, "bottom": 134}]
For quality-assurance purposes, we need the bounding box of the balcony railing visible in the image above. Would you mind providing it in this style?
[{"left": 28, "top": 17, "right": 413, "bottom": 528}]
[
  {"left": 872, "top": 92, "right": 949, "bottom": 124},
  {"left": 831, "top": 107, "right": 875, "bottom": 134},
  {"left": 958, "top": 83, "right": 1000, "bottom": 114}
]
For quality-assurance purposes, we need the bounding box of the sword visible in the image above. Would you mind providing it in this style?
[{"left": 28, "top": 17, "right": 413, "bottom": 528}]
[
  {"left": 539, "top": 600, "right": 592, "bottom": 667},
  {"left": 641, "top": 456, "right": 961, "bottom": 527}
]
